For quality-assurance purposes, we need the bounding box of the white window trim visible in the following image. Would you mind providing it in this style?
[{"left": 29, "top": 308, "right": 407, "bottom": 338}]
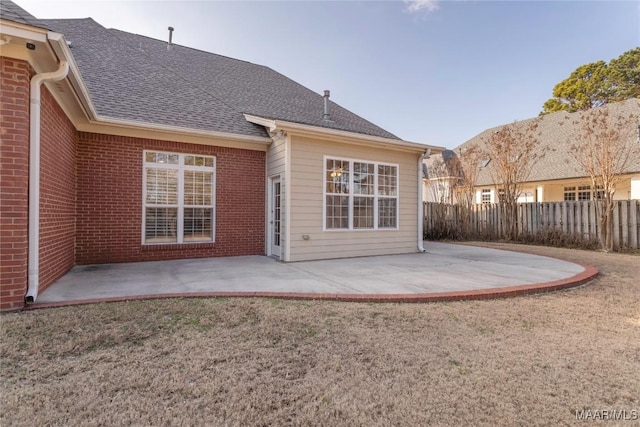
[
  {"left": 142, "top": 150, "right": 216, "bottom": 245},
  {"left": 481, "top": 188, "right": 493, "bottom": 204},
  {"left": 564, "top": 184, "right": 604, "bottom": 201},
  {"left": 322, "top": 155, "right": 400, "bottom": 232}
]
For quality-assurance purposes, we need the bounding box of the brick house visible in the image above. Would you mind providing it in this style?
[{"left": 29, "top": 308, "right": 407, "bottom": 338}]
[{"left": 0, "top": 2, "right": 442, "bottom": 310}]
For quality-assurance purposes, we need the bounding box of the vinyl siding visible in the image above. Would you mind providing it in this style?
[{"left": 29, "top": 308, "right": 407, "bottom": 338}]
[
  {"left": 266, "top": 134, "right": 287, "bottom": 178},
  {"left": 288, "top": 135, "right": 420, "bottom": 261}
]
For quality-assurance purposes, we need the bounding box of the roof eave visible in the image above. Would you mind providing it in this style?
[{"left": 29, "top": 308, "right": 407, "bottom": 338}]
[
  {"left": 44, "top": 33, "right": 272, "bottom": 145},
  {"left": 244, "top": 114, "right": 444, "bottom": 154},
  {"left": 81, "top": 115, "right": 272, "bottom": 144},
  {"left": 0, "top": 19, "right": 48, "bottom": 42}
]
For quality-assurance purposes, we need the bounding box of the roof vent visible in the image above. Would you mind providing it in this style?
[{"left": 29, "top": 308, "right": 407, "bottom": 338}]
[
  {"left": 167, "top": 26, "right": 174, "bottom": 50},
  {"left": 322, "top": 90, "right": 332, "bottom": 122}
]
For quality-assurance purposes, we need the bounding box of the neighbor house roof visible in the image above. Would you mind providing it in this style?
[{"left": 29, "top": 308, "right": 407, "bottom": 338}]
[
  {"left": 39, "top": 17, "right": 400, "bottom": 140},
  {"left": 433, "top": 99, "right": 640, "bottom": 186},
  {"left": 0, "top": 1, "right": 48, "bottom": 29}
]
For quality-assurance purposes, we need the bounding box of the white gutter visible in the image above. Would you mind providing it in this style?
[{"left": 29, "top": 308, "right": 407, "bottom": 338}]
[
  {"left": 244, "top": 114, "right": 444, "bottom": 153},
  {"left": 25, "top": 60, "right": 69, "bottom": 303},
  {"left": 48, "top": 39, "right": 271, "bottom": 146},
  {"left": 85, "top": 116, "right": 272, "bottom": 145},
  {"left": 417, "top": 149, "right": 431, "bottom": 253}
]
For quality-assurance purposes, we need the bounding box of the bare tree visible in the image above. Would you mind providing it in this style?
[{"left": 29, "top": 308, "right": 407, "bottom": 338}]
[
  {"left": 424, "top": 147, "right": 482, "bottom": 238},
  {"left": 423, "top": 155, "right": 457, "bottom": 239},
  {"left": 450, "top": 145, "right": 482, "bottom": 236},
  {"left": 425, "top": 156, "right": 455, "bottom": 205},
  {"left": 452, "top": 145, "right": 482, "bottom": 209},
  {"left": 482, "top": 119, "right": 544, "bottom": 240},
  {"left": 569, "top": 106, "right": 640, "bottom": 251}
]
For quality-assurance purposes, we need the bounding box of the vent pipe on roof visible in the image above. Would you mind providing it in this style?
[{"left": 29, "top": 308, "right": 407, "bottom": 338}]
[
  {"left": 167, "top": 26, "right": 174, "bottom": 50},
  {"left": 323, "top": 90, "right": 331, "bottom": 122}
]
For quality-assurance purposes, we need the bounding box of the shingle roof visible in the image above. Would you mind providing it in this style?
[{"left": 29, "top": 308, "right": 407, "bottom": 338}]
[
  {"left": 42, "top": 17, "right": 399, "bottom": 140},
  {"left": 447, "top": 99, "right": 640, "bottom": 185},
  {"left": 0, "top": 0, "right": 48, "bottom": 29}
]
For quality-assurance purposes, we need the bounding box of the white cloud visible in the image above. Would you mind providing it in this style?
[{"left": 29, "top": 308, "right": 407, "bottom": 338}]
[{"left": 405, "top": 0, "right": 439, "bottom": 14}]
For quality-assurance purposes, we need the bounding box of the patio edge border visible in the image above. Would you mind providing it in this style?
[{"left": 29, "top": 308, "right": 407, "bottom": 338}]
[{"left": 25, "top": 262, "right": 599, "bottom": 310}]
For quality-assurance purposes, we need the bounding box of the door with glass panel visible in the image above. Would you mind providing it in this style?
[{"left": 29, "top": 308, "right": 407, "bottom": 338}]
[{"left": 270, "top": 177, "right": 281, "bottom": 257}]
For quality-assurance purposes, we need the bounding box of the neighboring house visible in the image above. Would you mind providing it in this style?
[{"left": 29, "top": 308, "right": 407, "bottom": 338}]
[
  {"left": 0, "top": 2, "right": 443, "bottom": 310},
  {"left": 424, "top": 99, "right": 640, "bottom": 204},
  {"left": 422, "top": 149, "right": 458, "bottom": 204}
]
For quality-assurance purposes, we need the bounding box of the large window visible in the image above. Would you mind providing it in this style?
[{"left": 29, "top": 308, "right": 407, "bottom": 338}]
[
  {"left": 564, "top": 185, "right": 604, "bottom": 201},
  {"left": 143, "top": 151, "right": 215, "bottom": 244},
  {"left": 324, "top": 157, "right": 398, "bottom": 230}
]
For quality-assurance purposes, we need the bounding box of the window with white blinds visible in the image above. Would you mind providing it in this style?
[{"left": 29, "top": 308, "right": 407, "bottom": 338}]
[{"left": 143, "top": 151, "right": 215, "bottom": 244}]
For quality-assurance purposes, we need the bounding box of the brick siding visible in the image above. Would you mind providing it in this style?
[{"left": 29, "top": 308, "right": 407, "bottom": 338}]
[
  {"left": 76, "top": 133, "right": 265, "bottom": 264},
  {"left": 39, "top": 86, "right": 77, "bottom": 294},
  {"left": 1, "top": 55, "right": 267, "bottom": 311},
  {"left": 0, "top": 58, "right": 31, "bottom": 311}
]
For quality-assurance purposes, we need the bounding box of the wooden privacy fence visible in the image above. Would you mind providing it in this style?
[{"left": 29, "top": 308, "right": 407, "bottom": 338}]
[{"left": 424, "top": 200, "right": 640, "bottom": 249}]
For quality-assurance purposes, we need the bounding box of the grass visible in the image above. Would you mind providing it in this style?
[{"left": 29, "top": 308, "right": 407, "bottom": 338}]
[{"left": 1, "top": 243, "right": 639, "bottom": 426}]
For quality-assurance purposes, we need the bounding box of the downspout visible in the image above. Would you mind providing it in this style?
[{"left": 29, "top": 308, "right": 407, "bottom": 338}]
[
  {"left": 25, "top": 60, "right": 69, "bottom": 304},
  {"left": 417, "top": 148, "right": 431, "bottom": 253}
]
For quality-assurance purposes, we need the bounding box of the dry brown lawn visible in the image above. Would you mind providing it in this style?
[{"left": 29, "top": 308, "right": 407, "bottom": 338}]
[{"left": 1, "top": 243, "right": 639, "bottom": 426}]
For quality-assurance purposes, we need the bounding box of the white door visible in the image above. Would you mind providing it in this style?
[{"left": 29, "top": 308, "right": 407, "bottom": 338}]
[{"left": 270, "top": 177, "right": 281, "bottom": 257}]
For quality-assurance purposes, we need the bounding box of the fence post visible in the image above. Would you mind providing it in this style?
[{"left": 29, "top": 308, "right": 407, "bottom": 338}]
[
  {"left": 588, "top": 201, "right": 596, "bottom": 241},
  {"left": 630, "top": 200, "right": 638, "bottom": 249},
  {"left": 620, "top": 200, "right": 629, "bottom": 249}
]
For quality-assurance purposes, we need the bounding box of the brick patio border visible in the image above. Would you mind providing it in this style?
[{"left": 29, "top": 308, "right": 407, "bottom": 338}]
[{"left": 25, "top": 261, "right": 598, "bottom": 310}]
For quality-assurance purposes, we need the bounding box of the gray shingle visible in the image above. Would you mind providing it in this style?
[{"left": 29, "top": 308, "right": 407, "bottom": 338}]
[
  {"left": 44, "top": 18, "right": 268, "bottom": 138},
  {"left": 451, "top": 99, "right": 640, "bottom": 186},
  {"left": 0, "top": 0, "right": 48, "bottom": 29},
  {"left": 42, "top": 17, "right": 399, "bottom": 140}
]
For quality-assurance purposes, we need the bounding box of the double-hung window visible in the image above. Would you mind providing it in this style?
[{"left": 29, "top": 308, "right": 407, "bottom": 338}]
[
  {"left": 325, "top": 157, "right": 398, "bottom": 230},
  {"left": 481, "top": 189, "right": 492, "bottom": 204},
  {"left": 143, "top": 151, "right": 215, "bottom": 244},
  {"left": 563, "top": 186, "right": 576, "bottom": 201},
  {"left": 577, "top": 185, "right": 591, "bottom": 201}
]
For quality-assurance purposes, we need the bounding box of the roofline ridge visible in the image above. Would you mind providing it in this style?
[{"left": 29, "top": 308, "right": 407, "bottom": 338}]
[
  {"left": 106, "top": 27, "right": 267, "bottom": 68},
  {"left": 41, "top": 17, "right": 104, "bottom": 27}
]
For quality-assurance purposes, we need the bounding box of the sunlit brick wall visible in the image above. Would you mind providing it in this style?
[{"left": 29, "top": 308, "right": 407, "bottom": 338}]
[
  {"left": 0, "top": 57, "right": 31, "bottom": 310},
  {"left": 38, "top": 86, "right": 77, "bottom": 295},
  {"left": 75, "top": 133, "right": 265, "bottom": 264}
]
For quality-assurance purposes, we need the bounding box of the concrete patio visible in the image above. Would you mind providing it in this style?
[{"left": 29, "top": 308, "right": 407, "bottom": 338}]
[{"left": 33, "top": 242, "right": 598, "bottom": 307}]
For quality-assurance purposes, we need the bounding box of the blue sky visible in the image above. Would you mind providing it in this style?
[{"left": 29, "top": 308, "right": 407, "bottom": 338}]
[{"left": 15, "top": 0, "right": 640, "bottom": 148}]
